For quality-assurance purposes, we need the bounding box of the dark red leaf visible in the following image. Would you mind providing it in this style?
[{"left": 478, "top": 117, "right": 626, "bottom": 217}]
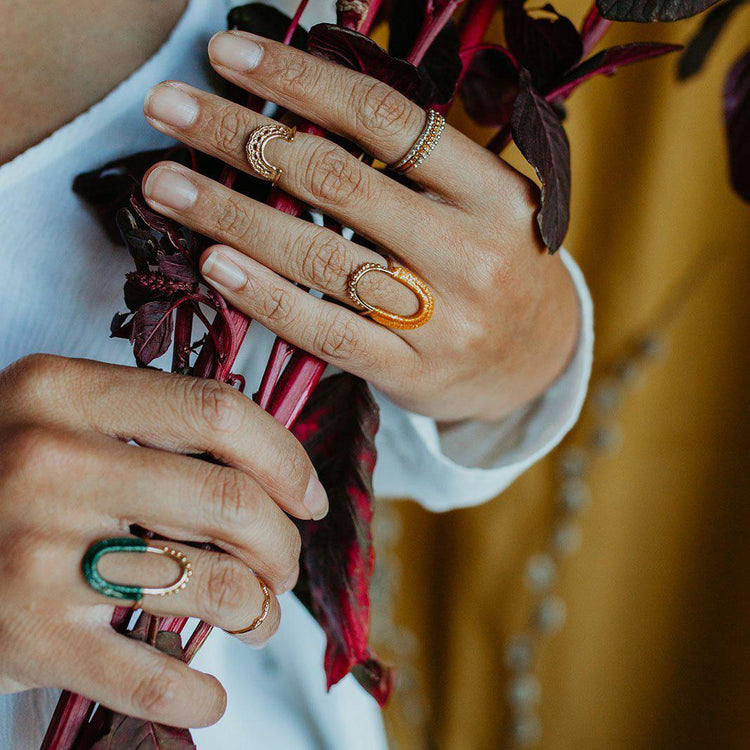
[
  {"left": 290, "top": 373, "right": 393, "bottom": 706},
  {"left": 511, "top": 69, "right": 570, "bottom": 252},
  {"left": 503, "top": 1, "right": 583, "bottom": 90},
  {"left": 130, "top": 300, "right": 175, "bottom": 365},
  {"left": 597, "top": 0, "right": 722, "bottom": 21},
  {"left": 551, "top": 42, "right": 681, "bottom": 100},
  {"left": 388, "top": 0, "right": 425, "bottom": 58},
  {"left": 308, "top": 24, "right": 422, "bottom": 100},
  {"left": 460, "top": 45, "right": 520, "bottom": 126},
  {"left": 678, "top": 0, "right": 747, "bottom": 79},
  {"left": 416, "top": 19, "right": 463, "bottom": 104},
  {"left": 158, "top": 252, "right": 199, "bottom": 285},
  {"left": 725, "top": 48, "right": 750, "bottom": 201},
  {"left": 110, "top": 312, "right": 132, "bottom": 339},
  {"left": 228, "top": 3, "right": 308, "bottom": 48}
]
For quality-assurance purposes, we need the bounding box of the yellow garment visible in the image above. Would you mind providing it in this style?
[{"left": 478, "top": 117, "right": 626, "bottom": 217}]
[{"left": 384, "top": 6, "right": 750, "bottom": 749}]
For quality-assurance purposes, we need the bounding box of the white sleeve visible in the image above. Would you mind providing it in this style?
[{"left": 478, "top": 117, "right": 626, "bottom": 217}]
[{"left": 371, "top": 249, "right": 593, "bottom": 511}]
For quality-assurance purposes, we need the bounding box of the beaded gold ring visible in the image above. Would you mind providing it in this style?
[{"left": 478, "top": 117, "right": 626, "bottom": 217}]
[
  {"left": 245, "top": 123, "right": 297, "bottom": 186},
  {"left": 390, "top": 109, "right": 445, "bottom": 174},
  {"left": 348, "top": 261, "right": 435, "bottom": 330},
  {"left": 82, "top": 537, "right": 193, "bottom": 602}
]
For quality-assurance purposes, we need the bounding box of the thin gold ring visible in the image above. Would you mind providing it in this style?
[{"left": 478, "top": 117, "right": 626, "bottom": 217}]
[
  {"left": 225, "top": 577, "right": 271, "bottom": 635},
  {"left": 390, "top": 109, "right": 445, "bottom": 174},
  {"left": 348, "top": 261, "right": 435, "bottom": 330},
  {"left": 245, "top": 123, "right": 297, "bottom": 186}
]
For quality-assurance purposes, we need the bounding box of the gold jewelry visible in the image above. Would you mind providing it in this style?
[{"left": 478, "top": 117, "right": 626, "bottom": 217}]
[
  {"left": 245, "top": 123, "right": 297, "bottom": 185},
  {"left": 225, "top": 578, "right": 271, "bottom": 635},
  {"left": 390, "top": 109, "right": 445, "bottom": 174},
  {"left": 348, "top": 261, "right": 435, "bottom": 330},
  {"left": 82, "top": 537, "right": 193, "bottom": 601}
]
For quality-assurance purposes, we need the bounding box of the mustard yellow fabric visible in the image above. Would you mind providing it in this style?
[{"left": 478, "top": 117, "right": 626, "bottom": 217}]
[{"left": 384, "top": 6, "right": 750, "bottom": 749}]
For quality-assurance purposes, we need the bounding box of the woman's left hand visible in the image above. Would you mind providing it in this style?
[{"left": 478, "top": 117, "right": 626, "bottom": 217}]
[{"left": 141, "top": 30, "right": 579, "bottom": 423}]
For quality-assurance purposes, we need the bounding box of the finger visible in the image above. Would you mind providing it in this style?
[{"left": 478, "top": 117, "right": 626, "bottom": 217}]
[
  {"left": 143, "top": 82, "right": 437, "bottom": 246},
  {"left": 207, "top": 31, "right": 507, "bottom": 202},
  {"left": 58, "top": 627, "right": 226, "bottom": 728},
  {"left": 142, "top": 161, "right": 438, "bottom": 312},
  {"left": 2, "top": 355, "right": 328, "bottom": 522},
  {"left": 198, "top": 244, "right": 422, "bottom": 373},
  {"left": 89, "top": 542, "right": 282, "bottom": 645},
  {"left": 79, "top": 439, "right": 302, "bottom": 593}
]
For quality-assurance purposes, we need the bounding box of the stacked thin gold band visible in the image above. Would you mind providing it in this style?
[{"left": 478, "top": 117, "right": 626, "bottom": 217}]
[
  {"left": 348, "top": 261, "right": 435, "bottom": 330},
  {"left": 245, "top": 123, "right": 297, "bottom": 186},
  {"left": 390, "top": 109, "right": 445, "bottom": 174},
  {"left": 225, "top": 578, "right": 272, "bottom": 635}
]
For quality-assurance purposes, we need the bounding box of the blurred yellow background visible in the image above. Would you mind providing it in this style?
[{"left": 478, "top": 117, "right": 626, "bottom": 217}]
[{"left": 380, "top": 5, "right": 750, "bottom": 748}]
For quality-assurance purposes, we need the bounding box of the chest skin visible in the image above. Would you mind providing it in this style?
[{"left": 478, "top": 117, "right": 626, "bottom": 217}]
[{"left": 0, "top": 0, "right": 187, "bottom": 166}]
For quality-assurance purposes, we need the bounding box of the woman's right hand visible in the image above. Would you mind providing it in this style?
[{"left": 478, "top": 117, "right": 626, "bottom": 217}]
[{"left": 0, "top": 354, "right": 328, "bottom": 727}]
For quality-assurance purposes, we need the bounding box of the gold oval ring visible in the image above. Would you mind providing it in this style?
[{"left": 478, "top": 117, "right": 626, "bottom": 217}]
[
  {"left": 245, "top": 123, "right": 297, "bottom": 186},
  {"left": 348, "top": 262, "right": 435, "bottom": 330}
]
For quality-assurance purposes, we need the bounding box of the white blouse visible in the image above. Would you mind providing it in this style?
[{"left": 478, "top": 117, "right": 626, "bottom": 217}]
[{"left": 0, "top": 0, "right": 593, "bottom": 747}]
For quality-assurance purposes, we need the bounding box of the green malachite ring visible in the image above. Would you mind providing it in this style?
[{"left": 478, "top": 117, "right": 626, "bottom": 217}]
[{"left": 82, "top": 537, "right": 193, "bottom": 602}]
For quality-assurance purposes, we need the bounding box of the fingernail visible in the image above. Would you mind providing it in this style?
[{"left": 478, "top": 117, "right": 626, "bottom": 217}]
[
  {"left": 143, "top": 167, "right": 197, "bottom": 210},
  {"left": 304, "top": 474, "right": 329, "bottom": 520},
  {"left": 144, "top": 84, "right": 199, "bottom": 128},
  {"left": 281, "top": 564, "right": 299, "bottom": 594},
  {"left": 209, "top": 32, "right": 263, "bottom": 72},
  {"left": 201, "top": 250, "right": 247, "bottom": 291}
]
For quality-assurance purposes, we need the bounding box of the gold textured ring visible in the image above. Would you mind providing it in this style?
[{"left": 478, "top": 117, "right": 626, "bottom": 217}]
[
  {"left": 245, "top": 123, "right": 297, "bottom": 185},
  {"left": 348, "top": 261, "right": 435, "bottom": 330},
  {"left": 390, "top": 109, "right": 445, "bottom": 174},
  {"left": 225, "top": 577, "right": 272, "bottom": 635}
]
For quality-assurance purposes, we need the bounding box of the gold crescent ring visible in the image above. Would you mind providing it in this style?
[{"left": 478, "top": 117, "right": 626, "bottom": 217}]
[
  {"left": 245, "top": 123, "right": 297, "bottom": 186},
  {"left": 348, "top": 262, "right": 435, "bottom": 331}
]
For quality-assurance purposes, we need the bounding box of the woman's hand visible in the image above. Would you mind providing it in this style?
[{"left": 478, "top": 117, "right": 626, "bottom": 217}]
[
  {"left": 141, "top": 31, "right": 580, "bottom": 423},
  {"left": 0, "top": 354, "right": 327, "bottom": 727}
]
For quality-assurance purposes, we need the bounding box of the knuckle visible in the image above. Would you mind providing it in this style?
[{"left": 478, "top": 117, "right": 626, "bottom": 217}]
[
  {"left": 258, "top": 285, "right": 297, "bottom": 327},
  {"left": 214, "top": 106, "right": 246, "bottom": 154},
  {"left": 4, "top": 353, "right": 67, "bottom": 402},
  {"left": 213, "top": 196, "right": 248, "bottom": 238},
  {"left": 275, "top": 54, "right": 321, "bottom": 98},
  {"left": 205, "top": 557, "right": 249, "bottom": 620},
  {"left": 188, "top": 379, "right": 243, "bottom": 434},
  {"left": 316, "top": 317, "right": 359, "bottom": 362},
  {"left": 2, "top": 426, "right": 70, "bottom": 480},
  {"left": 356, "top": 80, "right": 413, "bottom": 137},
  {"left": 298, "top": 229, "right": 351, "bottom": 292},
  {"left": 206, "top": 467, "right": 251, "bottom": 530},
  {"left": 130, "top": 662, "right": 180, "bottom": 717},
  {"left": 305, "top": 143, "right": 368, "bottom": 206}
]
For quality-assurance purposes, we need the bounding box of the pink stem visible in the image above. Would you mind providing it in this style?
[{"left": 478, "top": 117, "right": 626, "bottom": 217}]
[
  {"left": 408, "top": 0, "right": 465, "bottom": 66},
  {"left": 284, "top": 0, "right": 310, "bottom": 43},
  {"left": 580, "top": 4, "right": 611, "bottom": 57}
]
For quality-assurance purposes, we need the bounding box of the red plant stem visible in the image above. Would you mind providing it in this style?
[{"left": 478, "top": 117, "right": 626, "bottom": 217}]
[
  {"left": 408, "top": 0, "right": 465, "bottom": 65},
  {"left": 255, "top": 337, "right": 296, "bottom": 407},
  {"left": 171, "top": 303, "right": 194, "bottom": 372},
  {"left": 359, "top": 0, "right": 384, "bottom": 35},
  {"left": 284, "top": 0, "right": 310, "bottom": 43},
  {"left": 580, "top": 4, "right": 612, "bottom": 57}
]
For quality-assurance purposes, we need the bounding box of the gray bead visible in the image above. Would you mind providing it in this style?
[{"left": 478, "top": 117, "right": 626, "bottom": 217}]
[
  {"left": 588, "top": 424, "right": 622, "bottom": 452},
  {"left": 558, "top": 478, "right": 591, "bottom": 513},
  {"left": 511, "top": 715, "right": 542, "bottom": 746},
  {"left": 638, "top": 333, "right": 666, "bottom": 358},
  {"left": 508, "top": 673, "right": 542, "bottom": 707},
  {"left": 534, "top": 595, "right": 567, "bottom": 633},
  {"left": 557, "top": 446, "right": 588, "bottom": 478},
  {"left": 553, "top": 521, "right": 582, "bottom": 557},
  {"left": 524, "top": 554, "right": 557, "bottom": 593},
  {"left": 615, "top": 359, "right": 640, "bottom": 385},
  {"left": 504, "top": 635, "right": 535, "bottom": 672}
]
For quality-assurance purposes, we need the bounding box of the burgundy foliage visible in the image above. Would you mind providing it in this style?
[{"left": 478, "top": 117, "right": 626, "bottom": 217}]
[
  {"left": 460, "top": 46, "right": 520, "bottom": 125},
  {"left": 511, "top": 70, "right": 571, "bottom": 252},
  {"left": 291, "top": 373, "right": 391, "bottom": 704},
  {"left": 724, "top": 48, "right": 750, "bottom": 200},
  {"left": 597, "top": 0, "right": 722, "bottom": 21}
]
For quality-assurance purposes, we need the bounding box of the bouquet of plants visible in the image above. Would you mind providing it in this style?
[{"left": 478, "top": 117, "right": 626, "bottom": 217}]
[{"left": 41, "top": 0, "right": 747, "bottom": 746}]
